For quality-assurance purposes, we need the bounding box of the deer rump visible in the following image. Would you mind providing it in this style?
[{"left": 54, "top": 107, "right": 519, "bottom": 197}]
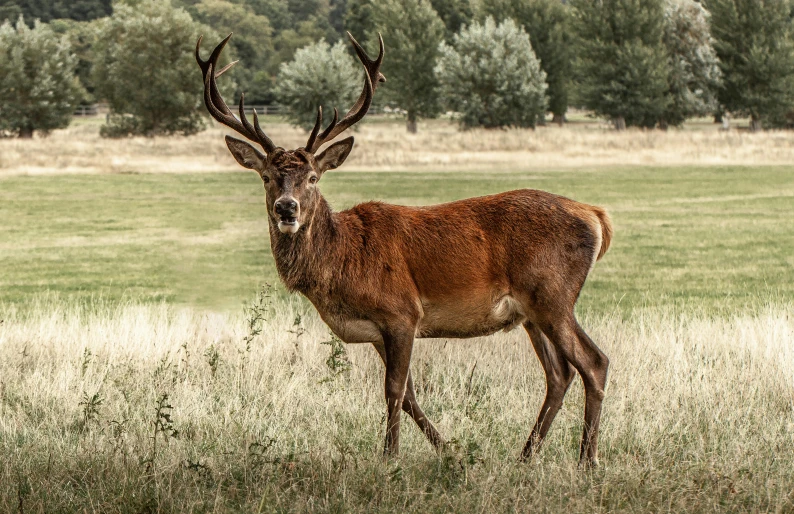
[{"left": 305, "top": 189, "right": 612, "bottom": 345}]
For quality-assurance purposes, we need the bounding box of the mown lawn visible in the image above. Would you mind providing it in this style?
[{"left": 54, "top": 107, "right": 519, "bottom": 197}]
[{"left": 1, "top": 166, "right": 792, "bottom": 314}]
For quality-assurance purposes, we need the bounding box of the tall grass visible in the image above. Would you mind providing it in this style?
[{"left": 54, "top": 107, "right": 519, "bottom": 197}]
[
  {"left": 6, "top": 118, "right": 794, "bottom": 176},
  {"left": 1, "top": 297, "right": 792, "bottom": 512}
]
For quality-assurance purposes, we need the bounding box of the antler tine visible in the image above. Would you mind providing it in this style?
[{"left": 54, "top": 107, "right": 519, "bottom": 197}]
[
  {"left": 304, "top": 33, "right": 384, "bottom": 153},
  {"left": 215, "top": 60, "right": 238, "bottom": 78},
  {"left": 317, "top": 108, "right": 339, "bottom": 141},
  {"left": 305, "top": 106, "right": 323, "bottom": 152},
  {"left": 250, "top": 108, "right": 275, "bottom": 152},
  {"left": 197, "top": 34, "right": 277, "bottom": 154}
]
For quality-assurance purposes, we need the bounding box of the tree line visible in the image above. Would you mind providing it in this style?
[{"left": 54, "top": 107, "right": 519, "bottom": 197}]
[{"left": 1, "top": 0, "right": 794, "bottom": 138}]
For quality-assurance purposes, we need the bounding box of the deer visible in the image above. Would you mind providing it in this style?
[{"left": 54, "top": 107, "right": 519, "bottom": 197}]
[{"left": 196, "top": 32, "right": 613, "bottom": 467}]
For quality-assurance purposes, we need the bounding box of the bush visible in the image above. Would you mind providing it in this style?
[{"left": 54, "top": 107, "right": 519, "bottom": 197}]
[
  {"left": 476, "top": 0, "right": 572, "bottom": 124},
  {"left": 274, "top": 39, "right": 360, "bottom": 132},
  {"left": 435, "top": 17, "right": 547, "bottom": 129},
  {"left": 92, "top": 0, "right": 217, "bottom": 137},
  {"left": 0, "top": 17, "right": 86, "bottom": 138}
]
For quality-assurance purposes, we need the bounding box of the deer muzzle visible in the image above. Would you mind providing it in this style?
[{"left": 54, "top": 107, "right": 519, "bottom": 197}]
[{"left": 274, "top": 197, "right": 300, "bottom": 234}]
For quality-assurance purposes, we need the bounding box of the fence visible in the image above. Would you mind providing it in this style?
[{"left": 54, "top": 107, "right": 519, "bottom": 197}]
[
  {"left": 73, "top": 103, "right": 391, "bottom": 118},
  {"left": 73, "top": 105, "right": 99, "bottom": 116}
]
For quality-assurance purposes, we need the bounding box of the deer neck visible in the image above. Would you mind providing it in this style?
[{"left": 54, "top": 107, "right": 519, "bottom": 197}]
[{"left": 268, "top": 194, "right": 339, "bottom": 295}]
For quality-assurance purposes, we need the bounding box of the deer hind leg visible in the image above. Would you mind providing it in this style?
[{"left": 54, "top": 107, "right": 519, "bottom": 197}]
[
  {"left": 520, "top": 320, "right": 577, "bottom": 461},
  {"left": 538, "top": 314, "right": 609, "bottom": 468},
  {"left": 372, "top": 342, "right": 445, "bottom": 451}
]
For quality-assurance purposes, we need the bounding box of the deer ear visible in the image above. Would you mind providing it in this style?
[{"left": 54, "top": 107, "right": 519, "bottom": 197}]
[
  {"left": 225, "top": 136, "right": 266, "bottom": 171},
  {"left": 316, "top": 137, "right": 354, "bottom": 173}
]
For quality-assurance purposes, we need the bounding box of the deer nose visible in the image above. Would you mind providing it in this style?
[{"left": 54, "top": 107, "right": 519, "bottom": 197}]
[{"left": 274, "top": 198, "right": 298, "bottom": 215}]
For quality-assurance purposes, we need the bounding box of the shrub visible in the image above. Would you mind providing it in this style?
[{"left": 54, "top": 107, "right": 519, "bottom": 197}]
[
  {"left": 0, "top": 17, "right": 86, "bottom": 138},
  {"left": 435, "top": 17, "right": 547, "bottom": 129},
  {"left": 476, "top": 0, "right": 572, "bottom": 124},
  {"left": 274, "top": 39, "right": 360, "bottom": 132}
]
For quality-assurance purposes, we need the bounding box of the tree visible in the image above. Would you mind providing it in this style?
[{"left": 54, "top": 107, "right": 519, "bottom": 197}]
[
  {"left": 705, "top": 0, "right": 794, "bottom": 130},
  {"left": 92, "top": 0, "right": 218, "bottom": 137},
  {"left": 430, "top": 0, "right": 473, "bottom": 42},
  {"left": 660, "top": 0, "right": 721, "bottom": 128},
  {"left": 435, "top": 17, "right": 547, "bottom": 129},
  {"left": 49, "top": 18, "right": 99, "bottom": 101},
  {"left": 0, "top": 0, "right": 112, "bottom": 25},
  {"left": 274, "top": 39, "right": 360, "bottom": 130},
  {"left": 344, "top": 0, "right": 375, "bottom": 49},
  {"left": 570, "top": 0, "right": 671, "bottom": 130},
  {"left": 476, "top": 0, "right": 572, "bottom": 124},
  {"left": 329, "top": 0, "right": 348, "bottom": 38},
  {"left": 191, "top": 0, "right": 275, "bottom": 103},
  {"left": 0, "top": 17, "right": 86, "bottom": 137},
  {"left": 369, "top": 0, "right": 445, "bottom": 133}
]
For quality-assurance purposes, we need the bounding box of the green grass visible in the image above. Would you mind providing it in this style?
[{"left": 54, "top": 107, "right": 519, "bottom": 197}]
[{"left": 1, "top": 166, "right": 793, "bottom": 314}]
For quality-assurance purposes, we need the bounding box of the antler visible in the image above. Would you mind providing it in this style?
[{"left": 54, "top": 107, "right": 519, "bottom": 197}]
[
  {"left": 304, "top": 32, "right": 386, "bottom": 153},
  {"left": 196, "top": 34, "right": 277, "bottom": 154}
]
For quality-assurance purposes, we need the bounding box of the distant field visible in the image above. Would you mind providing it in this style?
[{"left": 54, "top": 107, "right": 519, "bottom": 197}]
[
  {"left": 1, "top": 165, "right": 792, "bottom": 315},
  {"left": 7, "top": 117, "right": 794, "bottom": 176}
]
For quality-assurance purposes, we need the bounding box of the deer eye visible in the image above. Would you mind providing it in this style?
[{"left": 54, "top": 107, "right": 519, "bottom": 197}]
[
  {"left": 309, "top": 176, "right": 318, "bottom": 184},
  {"left": 262, "top": 175, "right": 270, "bottom": 184}
]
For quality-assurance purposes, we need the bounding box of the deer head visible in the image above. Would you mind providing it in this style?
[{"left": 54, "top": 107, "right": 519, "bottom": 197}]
[{"left": 196, "top": 33, "right": 385, "bottom": 234}]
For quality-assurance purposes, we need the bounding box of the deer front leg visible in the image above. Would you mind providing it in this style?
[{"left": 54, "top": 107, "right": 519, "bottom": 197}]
[
  {"left": 380, "top": 328, "right": 414, "bottom": 457},
  {"left": 372, "top": 342, "right": 445, "bottom": 450}
]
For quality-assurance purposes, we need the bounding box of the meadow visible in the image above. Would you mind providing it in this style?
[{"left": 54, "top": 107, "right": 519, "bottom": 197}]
[{"left": 0, "top": 119, "right": 793, "bottom": 512}]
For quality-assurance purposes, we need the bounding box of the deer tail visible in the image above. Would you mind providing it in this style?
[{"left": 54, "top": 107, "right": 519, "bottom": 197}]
[{"left": 593, "top": 207, "right": 613, "bottom": 261}]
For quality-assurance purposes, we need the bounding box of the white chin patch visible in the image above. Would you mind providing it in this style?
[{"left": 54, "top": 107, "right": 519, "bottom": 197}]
[{"left": 278, "top": 221, "right": 301, "bottom": 234}]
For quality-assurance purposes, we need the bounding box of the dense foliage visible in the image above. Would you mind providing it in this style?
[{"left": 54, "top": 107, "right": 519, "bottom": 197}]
[
  {"left": 436, "top": 17, "right": 547, "bottom": 129},
  {"left": 570, "top": 0, "right": 671, "bottom": 129},
  {"left": 188, "top": 0, "right": 275, "bottom": 104},
  {"left": 92, "top": 0, "right": 216, "bottom": 137},
  {"left": 661, "top": 0, "right": 722, "bottom": 128},
  {"left": 705, "top": 0, "right": 794, "bottom": 130},
  {"left": 8, "top": 0, "right": 794, "bottom": 135},
  {"left": 476, "top": 0, "right": 571, "bottom": 124},
  {"left": 0, "top": 17, "right": 86, "bottom": 137},
  {"left": 369, "top": 0, "right": 446, "bottom": 133},
  {"left": 0, "top": 0, "right": 111, "bottom": 25},
  {"left": 274, "top": 39, "right": 360, "bottom": 130}
]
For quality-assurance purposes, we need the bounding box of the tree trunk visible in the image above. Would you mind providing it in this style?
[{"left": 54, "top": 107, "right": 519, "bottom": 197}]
[
  {"left": 750, "top": 115, "right": 762, "bottom": 132},
  {"left": 659, "top": 118, "right": 669, "bottom": 131},
  {"left": 18, "top": 126, "right": 33, "bottom": 138},
  {"left": 552, "top": 113, "right": 565, "bottom": 126},
  {"left": 613, "top": 116, "right": 626, "bottom": 131},
  {"left": 406, "top": 110, "right": 417, "bottom": 134}
]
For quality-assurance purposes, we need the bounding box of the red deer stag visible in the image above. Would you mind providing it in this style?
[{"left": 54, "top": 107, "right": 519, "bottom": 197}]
[{"left": 196, "top": 33, "right": 613, "bottom": 467}]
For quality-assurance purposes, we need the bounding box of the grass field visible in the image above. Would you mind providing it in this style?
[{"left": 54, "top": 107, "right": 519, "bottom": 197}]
[
  {"left": 1, "top": 121, "right": 793, "bottom": 512},
  {"left": 1, "top": 165, "right": 792, "bottom": 314}
]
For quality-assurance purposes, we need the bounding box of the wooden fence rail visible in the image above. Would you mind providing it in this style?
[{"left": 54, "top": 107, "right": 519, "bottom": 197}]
[{"left": 73, "top": 104, "right": 391, "bottom": 117}]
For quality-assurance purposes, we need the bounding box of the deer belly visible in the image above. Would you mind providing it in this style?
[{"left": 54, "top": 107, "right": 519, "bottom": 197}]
[
  {"left": 417, "top": 294, "right": 526, "bottom": 339},
  {"left": 321, "top": 313, "right": 383, "bottom": 344}
]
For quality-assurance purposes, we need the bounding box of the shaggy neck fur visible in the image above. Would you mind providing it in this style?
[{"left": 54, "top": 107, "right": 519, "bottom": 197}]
[{"left": 268, "top": 193, "right": 340, "bottom": 295}]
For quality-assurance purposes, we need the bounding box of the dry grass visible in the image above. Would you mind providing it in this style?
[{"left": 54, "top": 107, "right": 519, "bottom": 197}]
[
  {"left": 4, "top": 117, "right": 794, "bottom": 176},
  {"left": 1, "top": 298, "right": 792, "bottom": 511}
]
